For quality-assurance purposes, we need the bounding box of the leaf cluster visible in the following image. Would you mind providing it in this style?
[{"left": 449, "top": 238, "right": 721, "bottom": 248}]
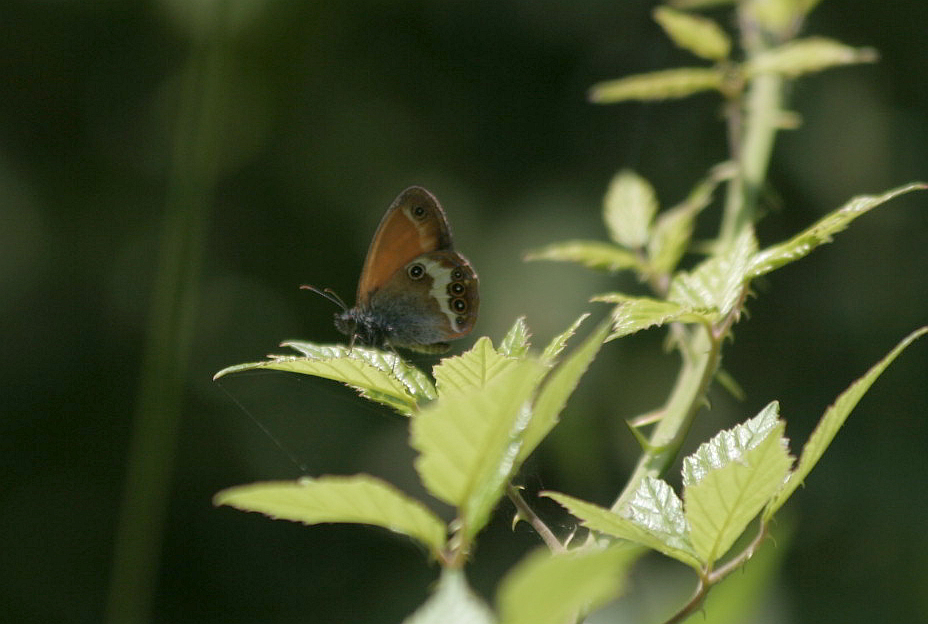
[{"left": 211, "top": 2, "right": 928, "bottom": 622}]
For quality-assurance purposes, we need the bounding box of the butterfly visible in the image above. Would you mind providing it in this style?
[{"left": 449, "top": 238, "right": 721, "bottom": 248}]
[{"left": 304, "top": 186, "right": 479, "bottom": 354}]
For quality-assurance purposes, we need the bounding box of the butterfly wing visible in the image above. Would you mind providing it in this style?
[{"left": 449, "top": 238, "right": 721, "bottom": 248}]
[
  {"left": 356, "top": 186, "right": 454, "bottom": 305},
  {"left": 366, "top": 249, "right": 479, "bottom": 350}
]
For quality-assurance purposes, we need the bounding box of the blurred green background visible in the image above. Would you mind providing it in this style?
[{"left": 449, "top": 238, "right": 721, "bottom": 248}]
[{"left": 3, "top": 0, "right": 927, "bottom": 622}]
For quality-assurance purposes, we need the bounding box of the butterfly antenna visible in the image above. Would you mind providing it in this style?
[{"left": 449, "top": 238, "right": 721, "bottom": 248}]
[{"left": 300, "top": 284, "right": 348, "bottom": 311}]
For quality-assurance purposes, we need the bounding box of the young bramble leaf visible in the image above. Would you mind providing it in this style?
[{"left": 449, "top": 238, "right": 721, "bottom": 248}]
[
  {"left": 412, "top": 359, "right": 545, "bottom": 540},
  {"left": 764, "top": 327, "right": 928, "bottom": 520},
  {"left": 653, "top": 6, "right": 731, "bottom": 61},
  {"left": 524, "top": 240, "right": 646, "bottom": 273},
  {"left": 604, "top": 170, "right": 659, "bottom": 249},
  {"left": 545, "top": 486, "right": 701, "bottom": 569},
  {"left": 647, "top": 170, "right": 725, "bottom": 275},
  {"left": 213, "top": 343, "right": 432, "bottom": 416},
  {"left": 432, "top": 337, "right": 515, "bottom": 395},
  {"left": 742, "top": 37, "right": 878, "bottom": 79},
  {"left": 497, "top": 544, "right": 639, "bottom": 624},
  {"left": 402, "top": 569, "right": 496, "bottom": 624},
  {"left": 285, "top": 340, "right": 437, "bottom": 401},
  {"left": 683, "top": 402, "right": 792, "bottom": 565},
  {"left": 214, "top": 475, "right": 447, "bottom": 557},
  {"left": 669, "top": 227, "right": 756, "bottom": 316},
  {"left": 541, "top": 312, "right": 590, "bottom": 365},
  {"left": 747, "top": 183, "right": 927, "bottom": 279},
  {"left": 499, "top": 317, "right": 532, "bottom": 358},
  {"left": 589, "top": 67, "right": 724, "bottom": 103},
  {"left": 594, "top": 294, "right": 714, "bottom": 340},
  {"left": 517, "top": 317, "right": 610, "bottom": 464}
]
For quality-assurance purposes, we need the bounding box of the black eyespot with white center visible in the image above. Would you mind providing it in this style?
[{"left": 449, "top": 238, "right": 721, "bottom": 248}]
[
  {"left": 448, "top": 282, "right": 466, "bottom": 296},
  {"left": 452, "top": 298, "right": 467, "bottom": 313},
  {"left": 411, "top": 205, "right": 427, "bottom": 219},
  {"left": 451, "top": 267, "right": 464, "bottom": 281},
  {"left": 407, "top": 262, "right": 426, "bottom": 280}
]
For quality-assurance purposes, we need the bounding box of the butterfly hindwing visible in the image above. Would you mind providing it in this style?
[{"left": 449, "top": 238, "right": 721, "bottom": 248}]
[{"left": 366, "top": 249, "right": 479, "bottom": 349}]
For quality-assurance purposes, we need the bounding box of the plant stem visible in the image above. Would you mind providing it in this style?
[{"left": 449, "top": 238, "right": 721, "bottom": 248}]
[
  {"left": 611, "top": 9, "right": 786, "bottom": 513},
  {"left": 508, "top": 484, "right": 565, "bottom": 553},
  {"left": 660, "top": 521, "right": 769, "bottom": 624},
  {"left": 104, "top": 22, "right": 227, "bottom": 624},
  {"left": 611, "top": 325, "right": 719, "bottom": 513}
]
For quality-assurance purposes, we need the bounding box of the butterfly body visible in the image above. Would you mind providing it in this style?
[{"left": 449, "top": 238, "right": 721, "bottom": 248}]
[{"left": 327, "top": 187, "right": 479, "bottom": 354}]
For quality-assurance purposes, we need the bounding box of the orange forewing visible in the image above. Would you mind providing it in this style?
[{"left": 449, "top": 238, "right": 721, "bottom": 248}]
[{"left": 356, "top": 187, "right": 454, "bottom": 304}]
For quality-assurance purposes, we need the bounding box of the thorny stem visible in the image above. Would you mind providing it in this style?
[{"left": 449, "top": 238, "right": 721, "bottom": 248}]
[
  {"left": 661, "top": 522, "right": 770, "bottom": 624},
  {"left": 507, "top": 484, "right": 566, "bottom": 553}
]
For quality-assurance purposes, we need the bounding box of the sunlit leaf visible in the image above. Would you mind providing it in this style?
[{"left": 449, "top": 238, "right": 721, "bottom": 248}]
[
  {"left": 285, "top": 340, "right": 437, "bottom": 402},
  {"left": 524, "top": 240, "right": 646, "bottom": 273},
  {"left": 594, "top": 294, "right": 714, "bottom": 340},
  {"left": 654, "top": 6, "right": 731, "bottom": 61},
  {"left": 517, "top": 317, "right": 610, "bottom": 464},
  {"left": 743, "top": 37, "right": 877, "bottom": 79},
  {"left": 497, "top": 544, "right": 639, "bottom": 624},
  {"left": 604, "top": 170, "right": 659, "bottom": 249},
  {"left": 683, "top": 403, "right": 792, "bottom": 564},
  {"left": 499, "top": 317, "right": 532, "bottom": 358},
  {"left": 402, "top": 569, "right": 496, "bottom": 624},
  {"left": 590, "top": 67, "right": 723, "bottom": 103},
  {"left": 213, "top": 343, "right": 431, "bottom": 416},
  {"left": 648, "top": 170, "right": 724, "bottom": 274},
  {"left": 545, "top": 487, "right": 701, "bottom": 569},
  {"left": 412, "top": 359, "right": 546, "bottom": 540},
  {"left": 669, "top": 228, "right": 756, "bottom": 316},
  {"left": 747, "top": 183, "right": 927, "bottom": 279},
  {"left": 541, "top": 312, "right": 590, "bottom": 365},
  {"left": 432, "top": 337, "right": 515, "bottom": 395},
  {"left": 764, "top": 327, "right": 928, "bottom": 520},
  {"left": 214, "top": 475, "right": 446, "bottom": 556}
]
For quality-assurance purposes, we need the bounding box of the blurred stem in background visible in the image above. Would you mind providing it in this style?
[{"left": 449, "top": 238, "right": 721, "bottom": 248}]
[{"left": 105, "top": 10, "right": 230, "bottom": 624}]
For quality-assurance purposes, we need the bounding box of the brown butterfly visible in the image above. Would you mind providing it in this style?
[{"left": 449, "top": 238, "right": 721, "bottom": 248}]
[{"left": 304, "top": 187, "right": 479, "bottom": 354}]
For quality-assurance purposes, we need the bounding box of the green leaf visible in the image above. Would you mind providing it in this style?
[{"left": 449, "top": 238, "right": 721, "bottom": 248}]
[
  {"left": 497, "top": 544, "right": 639, "bottom": 624},
  {"left": 594, "top": 294, "right": 713, "bottom": 340},
  {"left": 603, "top": 170, "right": 659, "bottom": 249},
  {"left": 682, "top": 403, "right": 792, "bottom": 565},
  {"left": 653, "top": 6, "right": 731, "bottom": 61},
  {"left": 541, "top": 312, "right": 590, "bottom": 365},
  {"left": 747, "top": 183, "right": 927, "bottom": 279},
  {"left": 412, "top": 359, "right": 546, "bottom": 540},
  {"left": 669, "top": 228, "right": 756, "bottom": 316},
  {"left": 402, "top": 569, "right": 496, "bottom": 624},
  {"left": 524, "top": 240, "right": 646, "bottom": 273},
  {"left": 499, "top": 317, "right": 532, "bottom": 358},
  {"left": 285, "top": 340, "right": 438, "bottom": 402},
  {"left": 545, "top": 487, "right": 701, "bottom": 569},
  {"left": 589, "top": 67, "right": 723, "bottom": 103},
  {"left": 517, "top": 317, "right": 610, "bottom": 464},
  {"left": 213, "top": 343, "right": 432, "bottom": 416},
  {"left": 647, "top": 170, "right": 724, "bottom": 274},
  {"left": 432, "top": 337, "right": 514, "bottom": 395},
  {"left": 743, "top": 37, "right": 878, "bottom": 79},
  {"left": 214, "top": 475, "right": 446, "bottom": 556},
  {"left": 764, "top": 327, "right": 928, "bottom": 520}
]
